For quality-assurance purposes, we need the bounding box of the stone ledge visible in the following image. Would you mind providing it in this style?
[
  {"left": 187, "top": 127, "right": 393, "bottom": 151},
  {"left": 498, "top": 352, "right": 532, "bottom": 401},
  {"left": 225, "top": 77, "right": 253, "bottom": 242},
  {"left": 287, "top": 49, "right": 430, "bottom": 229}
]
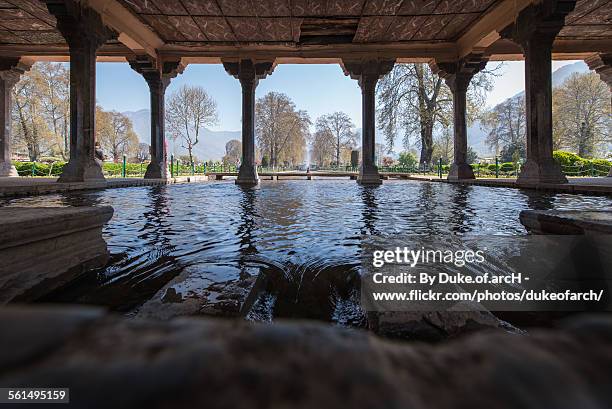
[
  {"left": 0, "top": 206, "right": 114, "bottom": 250},
  {"left": 0, "top": 305, "right": 611, "bottom": 409},
  {"left": 520, "top": 210, "right": 612, "bottom": 234},
  {"left": 0, "top": 206, "right": 113, "bottom": 303}
]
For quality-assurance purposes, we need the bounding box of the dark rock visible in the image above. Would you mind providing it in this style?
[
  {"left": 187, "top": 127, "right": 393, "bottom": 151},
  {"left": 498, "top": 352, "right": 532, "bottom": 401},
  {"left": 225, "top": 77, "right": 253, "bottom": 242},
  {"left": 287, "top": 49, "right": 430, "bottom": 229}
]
[
  {"left": 1, "top": 306, "right": 611, "bottom": 409},
  {"left": 367, "top": 308, "right": 522, "bottom": 342}
]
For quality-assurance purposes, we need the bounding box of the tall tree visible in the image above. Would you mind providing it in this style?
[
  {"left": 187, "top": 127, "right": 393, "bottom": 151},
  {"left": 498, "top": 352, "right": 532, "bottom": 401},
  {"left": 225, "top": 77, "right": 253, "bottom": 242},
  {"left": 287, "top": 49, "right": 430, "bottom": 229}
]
[
  {"left": 255, "top": 92, "right": 310, "bottom": 168},
  {"left": 310, "top": 128, "right": 335, "bottom": 166},
  {"left": 35, "top": 62, "right": 70, "bottom": 159},
  {"left": 552, "top": 72, "right": 611, "bottom": 158},
  {"left": 480, "top": 95, "right": 526, "bottom": 157},
  {"left": 432, "top": 124, "right": 453, "bottom": 164},
  {"left": 378, "top": 63, "right": 493, "bottom": 165},
  {"left": 223, "top": 139, "right": 242, "bottom": 165},
  {"left": 166, "top": 85, "right": 218, "bottom": 166},
  {"left": 314, "top": 111, "right": 356, "bottom": 166},
  {"left": 96, "top": 108, "right": 139, "bottom": 162},
  {"left": 12, "top": 71, "right": 51, "bottom": 161}
]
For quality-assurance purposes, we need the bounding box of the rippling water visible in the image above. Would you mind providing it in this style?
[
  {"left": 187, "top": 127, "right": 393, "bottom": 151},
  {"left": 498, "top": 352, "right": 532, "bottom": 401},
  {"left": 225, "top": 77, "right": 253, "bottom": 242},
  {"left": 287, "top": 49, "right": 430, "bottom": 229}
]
[{"left": 2, "top": 180, "right": 610, "bottom": 323}]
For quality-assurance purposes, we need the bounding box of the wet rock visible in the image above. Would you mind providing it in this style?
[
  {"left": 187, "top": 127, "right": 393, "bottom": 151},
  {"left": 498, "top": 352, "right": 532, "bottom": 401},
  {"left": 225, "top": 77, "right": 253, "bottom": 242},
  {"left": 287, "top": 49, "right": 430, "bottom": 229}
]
[
  {"left": 135, "top": 269, "right": 266, "bottom": 320},
  {"left": 367, "top": 308, "right": 522, "bottom": 342},
  {"left": 199, "top": 274, "right": 265, "bottom": 317},
  {"left": 0, "top": 305, "right": 611, "bottom": 409}
]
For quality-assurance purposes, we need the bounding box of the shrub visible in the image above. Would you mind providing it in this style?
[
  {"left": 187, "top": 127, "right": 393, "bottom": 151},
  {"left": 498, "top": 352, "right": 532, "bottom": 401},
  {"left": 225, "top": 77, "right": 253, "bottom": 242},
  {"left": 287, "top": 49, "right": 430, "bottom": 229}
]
[
  {"left": 13, "top": 161, "right": 66, "bottom": 176},
  {"left": 553, "top": 151, "right": 583, "bottom": 167}
]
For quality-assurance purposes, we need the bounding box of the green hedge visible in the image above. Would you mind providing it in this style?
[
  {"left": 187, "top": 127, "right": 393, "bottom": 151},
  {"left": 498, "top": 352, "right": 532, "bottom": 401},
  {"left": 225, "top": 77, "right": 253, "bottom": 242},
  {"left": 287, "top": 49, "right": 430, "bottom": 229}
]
[
  {"left": 552, "top": 151, "right": 611, "bottom": 176},
  {"left": 12, "top": 161, "right": 148, "bottom": 177},
  {"left": 13, "top": 161, "right": 66, "bottom": 176}
]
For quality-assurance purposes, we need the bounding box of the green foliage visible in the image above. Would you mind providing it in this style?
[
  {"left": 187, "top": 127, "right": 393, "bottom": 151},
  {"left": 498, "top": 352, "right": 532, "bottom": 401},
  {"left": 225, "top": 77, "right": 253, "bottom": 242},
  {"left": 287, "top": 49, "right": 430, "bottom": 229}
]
[
  {"left": 553, "top": 151, "right": 583, "bottom": 167},
  {"left": 553, "top": 151, "right": 611, "bottom": 174},
  {"left": 398, "top": 151, "right": 418, "bottom": 169},
  {"left": 13, "top": 161, "right": 66, "bottom": 176}
]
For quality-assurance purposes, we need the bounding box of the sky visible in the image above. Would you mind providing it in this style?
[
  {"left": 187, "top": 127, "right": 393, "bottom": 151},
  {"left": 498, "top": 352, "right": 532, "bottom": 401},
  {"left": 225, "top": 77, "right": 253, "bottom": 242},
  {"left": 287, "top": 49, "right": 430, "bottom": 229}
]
[{"left": 95, "top": 60, "right": 579, "bottom": 133}]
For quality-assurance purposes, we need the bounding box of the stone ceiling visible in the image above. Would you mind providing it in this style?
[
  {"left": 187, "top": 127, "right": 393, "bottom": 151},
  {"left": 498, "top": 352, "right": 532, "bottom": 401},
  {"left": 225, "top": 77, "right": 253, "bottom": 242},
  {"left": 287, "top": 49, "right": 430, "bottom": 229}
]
[{"left": 0, "top": 0, "right": 609, "bottom": 52}]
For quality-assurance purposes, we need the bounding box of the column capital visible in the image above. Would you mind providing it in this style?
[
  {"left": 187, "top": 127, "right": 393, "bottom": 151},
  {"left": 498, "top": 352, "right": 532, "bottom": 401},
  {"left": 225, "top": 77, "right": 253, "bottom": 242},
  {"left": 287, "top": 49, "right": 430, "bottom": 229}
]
[
  {"left": 44, "top": 0, "right": 117, "bottom": 49},
  {"left": 585, "top": 53, "right": 612, "bottom": 89},
  {"left": 0, "top": 57, "right": 31, "bottom": 86},
  {"left": 500, "top": 0, "right": 576, "bottom": 48},
  {"left": 341, "top": 59, "right": 395, "bottom": 88},
  {"left": 129, "top": 55, "right": 185, "bottom": 89},
  {"left": 430, "top": 54, "right": 488, "bottom": 92},
  {"left": 222, "top": 59, "right": 275, "bottom": 86}
]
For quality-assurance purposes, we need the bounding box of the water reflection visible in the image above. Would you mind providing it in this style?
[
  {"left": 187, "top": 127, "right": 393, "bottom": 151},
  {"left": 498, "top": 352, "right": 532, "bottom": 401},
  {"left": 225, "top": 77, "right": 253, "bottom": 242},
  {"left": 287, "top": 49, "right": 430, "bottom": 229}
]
[
  {"left": 360, "top": 185, "right": 380, "bottom": 235},
  {"left": 449, "top": 185, "right": 475, "bottom": 234}
]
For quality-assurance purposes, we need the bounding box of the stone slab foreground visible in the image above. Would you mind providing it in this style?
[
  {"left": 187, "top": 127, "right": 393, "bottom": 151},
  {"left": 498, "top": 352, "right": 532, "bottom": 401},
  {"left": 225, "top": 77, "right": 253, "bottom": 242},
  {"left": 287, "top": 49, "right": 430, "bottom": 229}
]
[
  {"left": 0, "top": 206, "right": 113, "bottom": 303},
  {"left": 0, "top": 305, "right": 611, "bottom": 409}
]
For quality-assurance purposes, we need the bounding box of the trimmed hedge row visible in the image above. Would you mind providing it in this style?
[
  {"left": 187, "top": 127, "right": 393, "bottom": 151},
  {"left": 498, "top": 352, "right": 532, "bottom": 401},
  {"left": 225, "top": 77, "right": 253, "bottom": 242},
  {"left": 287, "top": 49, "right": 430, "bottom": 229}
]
[{"left": 12, "top": 161, "right": 149, "bottom": 177}]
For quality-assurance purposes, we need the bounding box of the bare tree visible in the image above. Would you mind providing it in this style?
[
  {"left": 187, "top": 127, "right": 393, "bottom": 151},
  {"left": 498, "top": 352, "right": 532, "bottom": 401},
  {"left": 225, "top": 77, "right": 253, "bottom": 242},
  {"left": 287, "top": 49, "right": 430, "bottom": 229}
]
[
  {"left": 480, "top": 95, "right": 526, "bottom": 156},
  {"left": 222, "top": 139, "right": 242, "bottom": 165},
  {"left": 314, "top": 111, "right": 356, "bottom": 166},
  {"left": 96, "top": 108, "right": 139, "bottom": 162},
  {"left": 136, "top": 142, "right": 150, "bottom": 162},
  {"left": 377, "top": 63, "right": 494, "bottom": 165},
  {"left": 552, "top": 72, "right": 611, "bottom": 158},
  {"left": 255, "top": 92, "right": 310, "bottom": 168},
  {"left": 36, "top": 62, "right": 70, "bottom": 159},
  {"left": 310, "top": 128, "right": 335, "bottom": 166},
  {"left": 12, "top": 72, "right": 50, "bottom": 161},
  {"left": 166, "top": 85, "right": 218, "bottom": 166}
]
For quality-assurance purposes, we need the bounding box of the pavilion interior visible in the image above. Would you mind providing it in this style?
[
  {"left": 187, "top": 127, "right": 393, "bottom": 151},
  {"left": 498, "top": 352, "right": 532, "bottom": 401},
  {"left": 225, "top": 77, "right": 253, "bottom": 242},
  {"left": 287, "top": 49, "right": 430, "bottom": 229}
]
[{"left": 0, "top": 0, "right": 610, "bottom": 185}]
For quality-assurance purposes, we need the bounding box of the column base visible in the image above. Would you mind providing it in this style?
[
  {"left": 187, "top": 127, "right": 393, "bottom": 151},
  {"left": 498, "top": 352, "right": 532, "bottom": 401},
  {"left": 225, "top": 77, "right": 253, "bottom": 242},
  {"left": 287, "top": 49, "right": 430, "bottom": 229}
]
[
  {"left": 144, "top": 161, "right": 168, "bottom": 179},
  {"left": 447, "top": 163, "right": 475, "bottom": 180},
  {"left": 235, "top": 165, "right": 259, "bottom": 186},
  {"left": 517, "top": 159, "right": 568, "bottom": 185},
  {"left": 58, "top": 159, "right": 105, "bottom": 183},
  {"left": 357, "top": 165, "right": 382, "bottom": 185},
  {"left": 0, "top": 161, "right": 18, "bottom": 177}
]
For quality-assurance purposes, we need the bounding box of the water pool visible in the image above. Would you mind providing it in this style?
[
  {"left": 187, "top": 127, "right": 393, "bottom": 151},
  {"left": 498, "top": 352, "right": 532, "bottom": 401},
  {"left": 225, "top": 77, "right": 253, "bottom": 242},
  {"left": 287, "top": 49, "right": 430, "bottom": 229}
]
[{"left": 3, "top": 180, "right": 610, "bottom": 323}]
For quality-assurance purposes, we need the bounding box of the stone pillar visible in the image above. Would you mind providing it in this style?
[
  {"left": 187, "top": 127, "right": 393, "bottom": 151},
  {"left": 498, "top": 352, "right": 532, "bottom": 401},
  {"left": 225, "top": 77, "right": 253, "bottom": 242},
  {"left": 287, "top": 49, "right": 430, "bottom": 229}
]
[
  {"left": 342, "top": 59, "right": 395, "bottom": 185},
  {"left": 223, "top": 59, "right": 274, "bottom": 186},
  {"left": 45, "top": 0, "right": 116, "bottom": 183},
  {"left": 0, "top": 58, "right": 30, "bottom": 177},
  {"left": 129, "top": 57, "right": 184, "bottom": 179},
  {"left": 501, "top": 0, "right": 576, "bottom": 185},
  {"left": 431, "top": 55, "right": 488, "bottom": 180}
]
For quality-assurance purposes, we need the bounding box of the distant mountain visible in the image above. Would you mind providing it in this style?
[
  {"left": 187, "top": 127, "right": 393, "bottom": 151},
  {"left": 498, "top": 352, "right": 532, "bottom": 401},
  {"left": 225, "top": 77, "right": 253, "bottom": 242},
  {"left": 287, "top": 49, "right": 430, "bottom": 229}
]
[
  {"left": 469, "top": 61, "right": 590, "bottom": 157},
  {"left": 122, "top": 109, "right": 241, "bottom": 161}
]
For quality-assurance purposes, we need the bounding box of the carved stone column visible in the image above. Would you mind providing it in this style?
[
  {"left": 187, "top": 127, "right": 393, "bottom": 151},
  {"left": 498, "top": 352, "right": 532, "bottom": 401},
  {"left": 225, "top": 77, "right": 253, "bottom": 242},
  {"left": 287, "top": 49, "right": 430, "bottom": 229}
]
[
  {"left": 45, "top": 0, "right": 117, "bottom": 183},
  {"left": 223, "top": 59, "right": 274, "bottom": 186},
  {"left": 129, "top": 57, "right": 184, "bottom": 179},
  {"left": 501, "top": 0, "right": 576, "bottom": 185},
  {"left": 342, "top": 59, "right": 395, "bottom": 185},
  {"left": 0, "top": 58, "right": 30, "bottom": 177},
  {"left": 431, "top": 55, "right": 488, "bottom": 180}
]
